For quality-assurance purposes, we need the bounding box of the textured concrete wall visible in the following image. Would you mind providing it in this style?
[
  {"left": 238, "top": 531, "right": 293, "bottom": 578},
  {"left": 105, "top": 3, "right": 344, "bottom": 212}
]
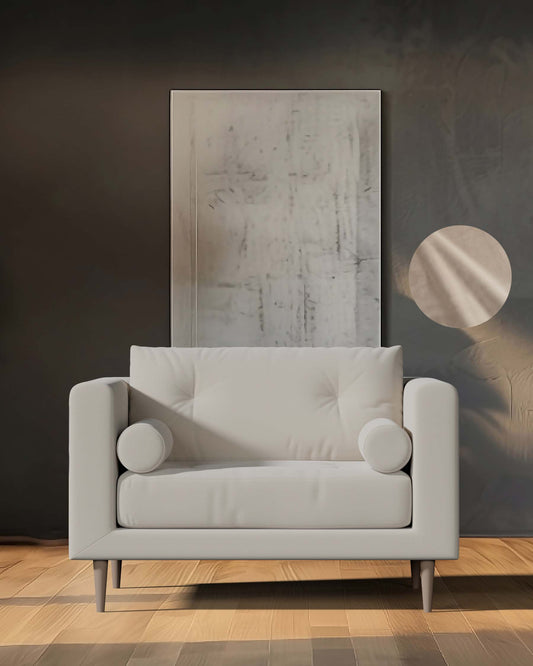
[{"left": 1, "top": 0, "right": 533, "bottom": 536}]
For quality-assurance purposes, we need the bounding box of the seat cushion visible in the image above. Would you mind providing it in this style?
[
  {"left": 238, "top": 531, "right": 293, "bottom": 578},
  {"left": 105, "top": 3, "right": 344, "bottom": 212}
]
[
  {"left": 129, "top": 346, "right": 403, "bottom": 462},
  {"left": 117, "top": 460, "right": 412, "bottom": 529}
]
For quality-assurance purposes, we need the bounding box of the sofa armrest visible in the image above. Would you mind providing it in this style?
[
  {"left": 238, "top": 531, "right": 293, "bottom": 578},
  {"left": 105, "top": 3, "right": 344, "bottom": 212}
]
[
  {"left": 69, "top": 378, "right": 129, "bottom": 558},
  {"left": 403, "top": 378, "right": 459, "bottom": 558}
]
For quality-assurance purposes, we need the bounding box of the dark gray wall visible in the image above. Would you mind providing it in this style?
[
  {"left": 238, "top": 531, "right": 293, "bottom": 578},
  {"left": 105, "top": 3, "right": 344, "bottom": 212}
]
[{"left": 2, "top": 0, "right": 533, "bottom": 538}]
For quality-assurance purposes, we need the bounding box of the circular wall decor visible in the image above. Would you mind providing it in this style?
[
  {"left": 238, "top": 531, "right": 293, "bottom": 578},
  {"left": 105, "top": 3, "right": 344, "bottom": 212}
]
[{"left": 408, "top": 225, "right": 512, "bottom": 328}]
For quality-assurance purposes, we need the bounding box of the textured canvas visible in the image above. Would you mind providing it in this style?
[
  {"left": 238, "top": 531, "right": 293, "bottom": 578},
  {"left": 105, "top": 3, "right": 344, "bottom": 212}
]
[{"left": 171, "top": 90, "right": 380, "bottom": 347}]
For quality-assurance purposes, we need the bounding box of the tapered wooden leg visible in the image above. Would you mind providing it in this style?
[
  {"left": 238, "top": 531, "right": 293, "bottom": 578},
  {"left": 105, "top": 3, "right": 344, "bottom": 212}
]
[
  {"left": 111, "top": 560, "right": 122, "bottom": 589},
  {"left": 420, "top": 560, "right": 435, "bottom": 612},
  {"left": 410, "top": 560, "right": 420, "bottom": 589},
  {"left": 93, "top": 560, "right": 108, "bottom": 612}
]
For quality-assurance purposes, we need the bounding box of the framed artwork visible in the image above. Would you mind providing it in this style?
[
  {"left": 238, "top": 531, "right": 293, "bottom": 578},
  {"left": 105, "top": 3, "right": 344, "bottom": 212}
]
[{"left": 171, "top": 90, "right": 380, "bottom": 346}]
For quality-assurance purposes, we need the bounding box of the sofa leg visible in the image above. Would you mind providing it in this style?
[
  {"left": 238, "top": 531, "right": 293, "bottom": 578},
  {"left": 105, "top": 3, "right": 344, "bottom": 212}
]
[
  {"left": 410, "top": 560, "right": 420, "bottom": 589},
  {"left": 111, "top": 560, "right": 122, "bottom": 589},
  {"left": 420, "top": 560, "right": 435, "bottom": 612},
  {"left": 93, "top": 560, "right": 108, "bottom": 612}
]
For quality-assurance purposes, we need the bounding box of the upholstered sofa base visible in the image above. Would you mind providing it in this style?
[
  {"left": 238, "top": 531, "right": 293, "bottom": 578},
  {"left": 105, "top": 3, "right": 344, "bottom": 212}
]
[{"left": 71, "top": 527, "right": 457, "bottom": 562}]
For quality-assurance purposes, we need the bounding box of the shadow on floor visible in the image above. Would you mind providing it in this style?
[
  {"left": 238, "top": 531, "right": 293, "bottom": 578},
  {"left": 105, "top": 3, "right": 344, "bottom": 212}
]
[
  {"left": 181, "top": 575, "right": 533, "bottom": 611},
  {"left": 2, "top": 575, "right": 533, "bottom": 611}
]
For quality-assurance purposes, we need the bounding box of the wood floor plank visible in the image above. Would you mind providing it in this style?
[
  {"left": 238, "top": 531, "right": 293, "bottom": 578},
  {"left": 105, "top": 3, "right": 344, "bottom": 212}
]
[
  {"left": 432, "top": 633, "right": 498, "bottom": 666},
  {"left": 174, "top": 640, "right": 227, "bottom": 666},
  {"left": 437, "top": 544, "right": 533, "bottom": 666},
  {"left": 122, "top": 560, "right": 198, "bottom": 589},
  {"left": 15, "top": 558, "right": 88, "bottom": 600},
  {"left": 468, "top": 540, "right": 533, "bottom": 655},
  {"left": 37, "top": 642, "right": 136, "bottom": 666},
  {"left": 214, "top": 561, "right": 286, "bottom": 641},
  {"left": 0, "top": 546, "right": 65, "bottom": 567},
  {"left": 132, "top": 603, "right": 196, "bottom": 644},
  {"left": 287, "top": 559, "right": 343, "bottom": 582},
  {"left": 0, "top": 560, "right": 90, "bottom": 648},
  {"left": 503, "top": 537, "right": 533, "bottom": 565},
  {"left": 36, "top": 643, "right": 92, "bottom": 666},
  {"left": 78, "top": 642, "right": 136, "bottom": 665},
  {"left": 308, "top": 578, "right": 350, "bottom": 638},
  {"left": 130, "top": 561, "right": 206, "bottom": 648},
  {"left": 422, "top": 571, "right": 494, "bottom": 666},
  {"left": 0, "top": 644, "right": 49, "bottom": 666},
  {"left": 6, "top": 599, "right": 86, "bottom": 647},
  {"left": 184, "top": 560, "right": 221, "bottom": 586},
  {"left": 51, "top": 561, "right": 172, "bottom": 653},
  {"left": 227, "top": 587, "right": 274, "bottom": 641},
  {"left": 312, "top": 636, "right": 357, "bottom": 666},
  {"left": 212, "top": 559, "right": 294, "bottom": 584},
  {"left": 379, "top": 572, "right": 448, "bottom": 666},
  {"left": 289, "top": 560, "right": 350, "bottom": 639},
  {"left": 341, "top": 559, "right": 394, "bottom": 580},
  {"left": 467, "top": 538, "right": 531, "bottom": 575},
  {"left": 269, "top": 638, "right": 313, "bottom": 666},
  {"left": 0, "top": 562, "right": 52, "bottom": 599},
  {"left": 0, "top": 543, "right": 71, "bottom": 644},
  {"left": 126, "top": 641, "right": 184, "bottom": 666},
  {"left": 182, "top": 592, "right": 237, "bottom": 643},
  {"left": 218, "top": 639, "right": 269, "bottom": 666},
  {"left": 271, "top": 582, "right": 312, "bottom": 640},
  {"left": 182, "top": 562, "right": 237, "bottom": 643},
  {"left": 0, "top": 546, "right": 27, "bottom": 566},
  {"left": 350, "top": 636, "right": 403, "bottom": 666},
  {"left": 0, "top": 561, "right": 23, "bottom": 578},
  {"left": 343, "top": 573, "right": 393, "bottom": 638}
]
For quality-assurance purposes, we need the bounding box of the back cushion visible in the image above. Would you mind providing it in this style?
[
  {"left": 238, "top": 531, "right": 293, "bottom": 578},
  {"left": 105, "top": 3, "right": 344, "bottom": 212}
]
[{"left": 129, "top": 346, "right": 403, "bottom": 462}]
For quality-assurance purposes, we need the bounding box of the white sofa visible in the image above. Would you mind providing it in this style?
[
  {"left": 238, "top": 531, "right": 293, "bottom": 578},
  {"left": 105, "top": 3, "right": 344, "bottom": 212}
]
[{"left": 69, "top": 345, "right": 458, "bottom": 612}]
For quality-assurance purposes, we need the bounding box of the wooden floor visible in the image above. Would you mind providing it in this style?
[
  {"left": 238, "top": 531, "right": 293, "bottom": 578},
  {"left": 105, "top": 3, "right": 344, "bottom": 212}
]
[{"left": 1, "top": 538, "right": 533, "bottom": 665}]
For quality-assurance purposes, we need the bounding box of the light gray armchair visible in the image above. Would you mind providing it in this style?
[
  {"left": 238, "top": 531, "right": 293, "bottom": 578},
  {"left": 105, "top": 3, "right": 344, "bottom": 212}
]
[{"left": 69, "top": 345, "right": 458, "bottom": 612}]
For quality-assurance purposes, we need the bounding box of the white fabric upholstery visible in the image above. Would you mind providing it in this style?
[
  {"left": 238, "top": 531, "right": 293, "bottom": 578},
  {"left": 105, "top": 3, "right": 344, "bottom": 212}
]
[
  {"left": 68, "top": 361, "right": 458, "bottom": 563},
  {"left": 359, "top": 418, "right": 412, "bottom": 473},
  {"left": 129, "top": 346, "right": 403, "bottom": 462},
  {"left": 117, "top": 419, "right": 173, "bottom": 473},
  {"left": 69, "top": 378, "right": 128, "bottom": 559},
  {"left": 117, "top": 461, "right": 412, "bottom": 529},
  {"left": 71, "top": 527, "right": 454, "bottom": 561},
  {"left": 404, "top": 378, "right": 459, "bottom": 558}
]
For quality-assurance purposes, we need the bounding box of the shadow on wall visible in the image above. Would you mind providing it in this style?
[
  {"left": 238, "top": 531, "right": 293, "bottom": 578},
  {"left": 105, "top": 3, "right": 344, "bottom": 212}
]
[{"left": 395, "top": 292, "right": 533, "bottom": 535}]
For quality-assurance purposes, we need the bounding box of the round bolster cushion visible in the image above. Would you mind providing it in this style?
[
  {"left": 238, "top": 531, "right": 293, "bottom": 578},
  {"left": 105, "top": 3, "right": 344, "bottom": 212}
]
[
  {"left": 358, "top": 418, "right": 412, "bottom": 473},
  {"left": 117, "top": 418, "right": 173, "bottom": 473}
]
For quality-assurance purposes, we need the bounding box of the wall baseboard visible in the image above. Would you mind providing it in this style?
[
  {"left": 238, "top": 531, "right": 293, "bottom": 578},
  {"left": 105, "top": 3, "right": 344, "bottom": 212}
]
[
  {"left": 460, "top": 533, "right": 533, "bottom": 538},
  {"left": 0, "top": 536, "right": 68, "bottom": 546}
]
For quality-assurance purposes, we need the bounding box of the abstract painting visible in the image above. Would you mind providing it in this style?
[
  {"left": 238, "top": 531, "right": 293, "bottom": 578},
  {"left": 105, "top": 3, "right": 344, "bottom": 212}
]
[{"left": 171, "top": 90, "right": 380, "bottom": 346}]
